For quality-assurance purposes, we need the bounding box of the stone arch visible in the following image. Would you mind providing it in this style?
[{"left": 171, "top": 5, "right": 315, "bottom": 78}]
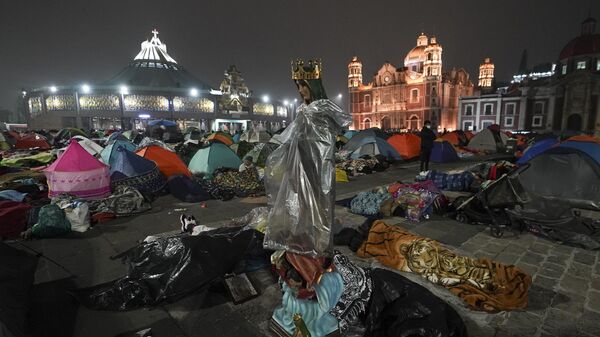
[
  {"left": 409, "top": 114, "right": 420, "bottom": 130},
  {"left": 381, "top": 115, "right": 391, "bottom": 130},
  {"left": 363, "top": 118, "right": 371, "bottom": 129},
  {"left": 566, "top": 114, "right": 582, "bottom": 131}
]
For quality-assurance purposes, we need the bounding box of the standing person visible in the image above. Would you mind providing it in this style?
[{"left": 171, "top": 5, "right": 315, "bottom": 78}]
[{"left": 419, "top": 120, "right": 436, "bottom": 173}]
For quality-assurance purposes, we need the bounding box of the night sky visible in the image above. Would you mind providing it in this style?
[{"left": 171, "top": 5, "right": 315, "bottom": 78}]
[{"left": 1, "top": 0, "right": 599, "bottom": 112}]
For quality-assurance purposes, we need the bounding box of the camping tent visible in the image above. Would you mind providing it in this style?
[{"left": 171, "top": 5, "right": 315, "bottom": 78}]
[
  {"left": 517, "top": 138, "right": 559, "bottom": 165},
  {"left": 58, "top": 135, "right": 103, "bottom": 157},
  {"left": 559, "top": 137, "right": 600, "bottom": 165},
  {"left": 230, "top": 141, "right": 254, "bottom": 159},
  {"left": 15, "top": 133, "right": 51, "bottom": 150},
  {"left": 430, "top": 140, "right": 459, "bottom": 163},
  {"left": 343, "top": 130, "right": 359, "bottom": 140},
  {"left": 43, "top": 140, "right": 110, "bottom": 199},
  {"left": 100, "top": 139, "right": 136, "bottom": 165},
  {"left": 0, "top": 133, "right": 11, "bottom": 151},
  {"left": 342, "top": 129, "right": 401, "bottom": 161},
  {"left": 188, "top": 143, "right": 242, "bottom": 178},
  {"left": 387, "top": 133, "right": 421, "bottom": 160},
  {"left": 513, "top": 147, "right": 600, "bottom": 248},
  {"left": 54, "top": 128, "right": 88, "bottom": 146},
  {"left": 206, "top": 131, "right": 234, "bottom": 146},
  {"left": 468, "top": 129, "right": 508, "bottom": 152},
  {"left": 243, "top": 142, "right": 279, "bottom": 167},
  {"left": 136, "top": 145, "right": 192, "bottom": 178},
  {"left": 464, "top": 131, "right": 474, "bottom": 141},
  {"left": 109, "top": 147, "right": 166, "bottom": 193},
  {"left": 240, "top": 130, "right": 271, "bottom": 143},
  {"left": 439, "top": 131, "right": 468, "bottom": 146}
]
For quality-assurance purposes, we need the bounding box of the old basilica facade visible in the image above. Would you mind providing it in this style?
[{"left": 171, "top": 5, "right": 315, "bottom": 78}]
[{"left": 348, "top": 33, "right": 474, "bottom": 131}]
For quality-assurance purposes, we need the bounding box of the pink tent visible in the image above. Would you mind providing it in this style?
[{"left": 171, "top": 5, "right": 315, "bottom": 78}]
[{"left": 44, "top": 140, "right": 110, "bottom": 199}]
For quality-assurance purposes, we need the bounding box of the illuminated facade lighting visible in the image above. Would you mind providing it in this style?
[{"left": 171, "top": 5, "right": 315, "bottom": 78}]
[
  {"left": 81, "top": 84, "right": 91, "bottom": 94},
  {"left": 190, "top": 88, "right": 198, "bottom": 97},
  {"left": 283, "top": 99, "right": 289, "bottom": 106},
  {"left": 138, "top": 114, "right": 151, "bottom": 119},
  {"left": 50, "top": 86, "right": 58, "bottom": 93},
  {"left": 262, "top": 95, "right": 269, "bottom": 103}
]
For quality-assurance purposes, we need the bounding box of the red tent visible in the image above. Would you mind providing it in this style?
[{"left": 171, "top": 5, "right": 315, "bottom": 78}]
[{"left": 15, "top": 133, "right": 51, "bottom": 150}]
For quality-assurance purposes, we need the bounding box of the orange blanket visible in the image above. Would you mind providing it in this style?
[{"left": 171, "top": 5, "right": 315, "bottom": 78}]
[{"left": 357, "top": 220, "right": 531, "bottom": 312}]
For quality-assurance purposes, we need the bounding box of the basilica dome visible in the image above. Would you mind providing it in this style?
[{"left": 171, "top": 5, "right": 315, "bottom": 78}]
[{"left": 559, "top": 17, "right": 600, "bottom": 61}]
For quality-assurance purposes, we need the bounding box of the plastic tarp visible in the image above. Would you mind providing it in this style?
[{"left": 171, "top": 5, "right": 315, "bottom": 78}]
[
  {"left": 76, "top": 227, "right": 268, "bottom": 310},
  {"left": 240, "top": 130, "right": 271, "bottom": 143},
  {"left": 14, "top": 134, "right": 51, "bottom": 150},
  {"left": 188, "top": 142, "right": 242, "bottom": 178},
  {"left": 264, "top": 99, "right": 351, "bottom": 257},
  {"left": 0, "top": 243, "right": 38, "bottom": 337}
]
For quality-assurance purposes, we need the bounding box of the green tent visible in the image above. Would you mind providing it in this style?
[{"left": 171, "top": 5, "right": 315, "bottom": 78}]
[
  {"left": 100, "top": 139, "right": 136, "bottom": 165},
  {"left": 230, "top": 140, "right": 254, "bottom": 159},
  {"left": 244, "top": 142, "right": 279, "bottom": 167},
  {"left": 188, "top": 142, "right": 242, "bottom": 179}
]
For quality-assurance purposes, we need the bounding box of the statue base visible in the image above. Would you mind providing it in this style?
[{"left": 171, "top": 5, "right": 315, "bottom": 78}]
[{"left": 269, "top": 318, "right": 340, "bottom": 337}]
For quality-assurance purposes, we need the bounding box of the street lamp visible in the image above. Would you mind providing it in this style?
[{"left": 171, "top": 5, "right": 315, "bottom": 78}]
[
  {"left": 190, "top": 88, "right": 198, "bottom": 97},
  {"left": 119, "top": 85, "right": 129, "bottom": 95},
  {"left": 337, "top": 93, "right": 343, "bottom": 100},
  {"left": 50, "top": 86, "right": 57, "bottom": 93},
  {"left": 262, "top": 95, "right": 270, "bottom": 103},
  {"left": 81, "top": 84, "right": 91, "bottom": 94}
]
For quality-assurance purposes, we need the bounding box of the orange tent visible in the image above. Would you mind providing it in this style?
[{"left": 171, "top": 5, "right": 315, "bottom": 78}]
[
  {"left": 387, "top": 133, "right": 421, "bottom": 160},
  {"left": 464, "top": 131, "right": 474, "bottom": 140},
  {"left": 136, "top": 145, "right": 192, "bottom": 178},
  {"left": 565, "top": 135, "right": 600, "bottom": 144},
  {"left": 439, "top": 132, "right": 461, "bottom": 146},
  {"left": 206, "top": 132, "right": 233, "bottom": 146}
]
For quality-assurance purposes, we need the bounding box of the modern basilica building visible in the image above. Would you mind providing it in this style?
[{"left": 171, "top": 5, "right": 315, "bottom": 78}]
[{"left": 23, "top": 30, "right": 289, "bottom": 132}]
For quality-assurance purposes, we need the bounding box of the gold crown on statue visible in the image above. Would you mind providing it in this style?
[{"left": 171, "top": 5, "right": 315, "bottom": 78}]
[{"left": 291, "top": 59, "right": 322, "bottom": 80}]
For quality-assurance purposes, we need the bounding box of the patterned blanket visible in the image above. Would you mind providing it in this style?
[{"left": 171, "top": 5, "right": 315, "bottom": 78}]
[{"left": 357, "top": 220, "right": 532, "bottom": 312}]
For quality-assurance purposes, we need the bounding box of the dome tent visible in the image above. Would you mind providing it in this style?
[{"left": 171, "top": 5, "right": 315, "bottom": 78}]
[
  {"left": 109, "top": 147, "right": 166, "bottom": 194},
  {"left": 240, "top": 130, "right": 271, "bottom": 143},
  {"left": 244, "top": 142, "right": 279, "bottom": 167},
  {"left": 101, "top": 139, "right": 137, "bottom": 165},
  {"left": 387, "top": 133, "right": 421, "bottom": 160},
  {"left": 206, "top": 131, "right": 234, "bottom": 146},
  {"left": 43, "top": 140, "right": 110, "bottom": 199},
  {"left": 430, "top": 140, "right": 459, "bottom": 163},
  {"left": 136, "top": 145, "right": 192, "bottom": 178},
  {"left": 517, "top": 138, "right": 559, "bottom": 165},
  {"left": 57, "top": 135, "right": 104, "bottom": 157},
  {"left": 188, "top": 142, "right": 242, "bottom": 179},
  {"left": 342, "top": 129, "right": 401, "bottom": 161},
  {"left": 468, "top": 129, "right": 508, "bottom": 152}
]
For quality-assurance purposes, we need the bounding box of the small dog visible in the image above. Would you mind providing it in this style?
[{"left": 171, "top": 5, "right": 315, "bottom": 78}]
[{"left": 180, "top": 213, "right": 198, "bottom": 233}]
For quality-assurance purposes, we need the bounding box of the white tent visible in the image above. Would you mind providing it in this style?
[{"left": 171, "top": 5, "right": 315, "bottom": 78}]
[
  {"left": 468, "top": 129, "right": 508, "bottom": 152},
  {"left": 240, "top": 130, "right": 271, "bottom": 143},
  {"left": 57, "top": 135, "right": 104, "bottom": 157}
]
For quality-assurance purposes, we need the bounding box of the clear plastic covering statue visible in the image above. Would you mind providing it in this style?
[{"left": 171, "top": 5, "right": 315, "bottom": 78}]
[{"left": 264, "top": 59, "right": 352, "bottom": 258}]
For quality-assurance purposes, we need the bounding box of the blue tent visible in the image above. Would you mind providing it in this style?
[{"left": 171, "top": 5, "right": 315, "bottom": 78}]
[
  {"left": 559, "top": 140, "right": 600, "bottom": 165},
  {"left": 430, "top": 141, "right": 459, "bottom": 163},
  {"left": 517, "top": 138, "right": 559, "bottom": 165},
  {"left": 342, "top": 130, "right": 401, "bottom": 161},
  {"left": 148, "top": 119, "right": 177, "bottom": 127},
  {"left": 109, "top": 147, "right": 166, "bottom": 193},
  {"left": 101, "top": 139, "right": 136, "bottom": 165},
  {"left": 343, "top": 130, "right": 359, "bottom": 139},
  {"left": 107, "top": 132, "right": 128, "bottom": 142}
]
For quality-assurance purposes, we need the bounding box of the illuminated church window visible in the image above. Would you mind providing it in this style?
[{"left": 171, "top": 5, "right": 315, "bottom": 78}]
[
  {"left": 562, "top": 65, "right": 567, "bottom": 74},
  {"left": 28, "top": 97, "right": 42, "bottom": 114},
  {"left": 46, "top": 95, "right": 76, "bottom": 111},
  {"left": 124, "top": 95, "right": 169, "bottom": 111},
  {"left": 253, "top": 103, "right": 274, "bottom": 116},
  {"left": 577, "top": 61, "right": 586, "bottom": 70},
  {"left": 276, "top": 106, "right": 287, "bottom": 117},
  {"left": 173, "top": 97, "right": 214, "bottom": 113},
  {"left": 79, "top": 95, "right": 120, "bottom": 110},
  {"left": 410, "top": 89, "right": 419, "bottom": 103}
]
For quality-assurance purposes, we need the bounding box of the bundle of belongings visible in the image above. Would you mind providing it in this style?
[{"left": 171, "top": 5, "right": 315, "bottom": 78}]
[
  {"left": 335, "top": 155, "right": 388, "bottom": 177},
  {"left": 87, "top": 186, "right": 151, "bottom": 223},
  {"left": 211, "top": 168, "right": 264, "bottom": 198},
  {"left": 338, "top": 219, "right": 532, "bottom": 312},
  {"left": 416, "top": 170, "right": 476, "bottom": 192},
  {"left": 348, "top": 182, "right": 447, "bottom": 221}
]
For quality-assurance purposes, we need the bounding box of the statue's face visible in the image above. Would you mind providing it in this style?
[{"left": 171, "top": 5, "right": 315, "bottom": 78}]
[{"left": 297, "top": 82, "right": 311, "bottom": 103}]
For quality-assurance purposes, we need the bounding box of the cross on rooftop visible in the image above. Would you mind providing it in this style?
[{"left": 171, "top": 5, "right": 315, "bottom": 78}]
[{"left": 152, "top": 29, "right": 159, "bottom": 39}]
